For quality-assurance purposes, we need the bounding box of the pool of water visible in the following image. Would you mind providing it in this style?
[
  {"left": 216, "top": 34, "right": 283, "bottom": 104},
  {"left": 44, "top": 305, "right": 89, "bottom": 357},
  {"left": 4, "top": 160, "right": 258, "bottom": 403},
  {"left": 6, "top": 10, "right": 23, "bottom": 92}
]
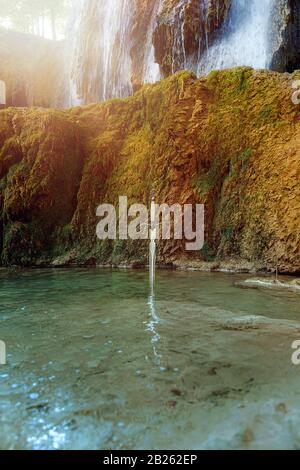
[{"left": 0, "top": 268, "right": 300, "bottom": 450}]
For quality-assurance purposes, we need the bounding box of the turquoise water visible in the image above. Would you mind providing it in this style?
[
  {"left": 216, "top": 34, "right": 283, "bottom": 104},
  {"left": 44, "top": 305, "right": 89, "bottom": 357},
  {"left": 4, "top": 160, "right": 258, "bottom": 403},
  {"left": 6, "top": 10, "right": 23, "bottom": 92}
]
[{"left": 0, "top": 268, "right": 300, "bottom": 450}]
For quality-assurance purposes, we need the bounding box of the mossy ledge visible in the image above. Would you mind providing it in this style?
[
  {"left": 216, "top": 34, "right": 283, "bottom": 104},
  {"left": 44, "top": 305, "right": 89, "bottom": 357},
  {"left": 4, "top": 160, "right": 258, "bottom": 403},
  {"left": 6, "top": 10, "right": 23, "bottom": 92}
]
[{"left": 0, "top": 68, "right": 299, "bottom": 274}]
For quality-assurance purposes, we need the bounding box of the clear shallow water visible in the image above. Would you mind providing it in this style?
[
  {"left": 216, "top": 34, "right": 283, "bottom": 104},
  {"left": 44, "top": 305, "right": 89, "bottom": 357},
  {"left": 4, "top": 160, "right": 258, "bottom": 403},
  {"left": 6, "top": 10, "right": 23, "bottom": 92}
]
[{"left": 0, "top": 268, "right": 300, "bottom": 450}]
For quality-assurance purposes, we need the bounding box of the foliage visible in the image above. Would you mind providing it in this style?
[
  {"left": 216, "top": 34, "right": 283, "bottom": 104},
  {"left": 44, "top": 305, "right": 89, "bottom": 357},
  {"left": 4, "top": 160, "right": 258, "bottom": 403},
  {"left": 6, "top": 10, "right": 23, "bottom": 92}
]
[{"left": 0, "top": 0, "right": 70, "bottom": 39}]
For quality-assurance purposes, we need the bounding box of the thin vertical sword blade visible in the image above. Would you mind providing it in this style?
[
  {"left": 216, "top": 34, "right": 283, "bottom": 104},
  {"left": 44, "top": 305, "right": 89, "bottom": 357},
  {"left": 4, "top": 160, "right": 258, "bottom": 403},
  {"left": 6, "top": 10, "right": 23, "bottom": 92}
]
[{"left": 150, "top": 197, "right": 157, "bottom": 290}]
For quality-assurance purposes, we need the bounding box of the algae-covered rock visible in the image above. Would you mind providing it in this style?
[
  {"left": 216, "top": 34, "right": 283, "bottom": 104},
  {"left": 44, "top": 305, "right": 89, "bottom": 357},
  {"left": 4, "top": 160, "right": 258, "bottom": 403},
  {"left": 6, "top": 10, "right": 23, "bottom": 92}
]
[
  {"left": 0, "top": 108, "right": 84, "bottom": 265},
  {"left": 0, "top": 68, "right": 299, "bottom": 272}
]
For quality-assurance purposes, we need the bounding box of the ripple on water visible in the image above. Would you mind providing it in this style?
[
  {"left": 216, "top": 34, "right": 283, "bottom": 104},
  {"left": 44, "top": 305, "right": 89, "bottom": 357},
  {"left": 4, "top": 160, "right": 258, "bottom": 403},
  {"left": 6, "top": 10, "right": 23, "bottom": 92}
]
[{"left": 1, "top": 269, "right": 300, "bottom": 449}]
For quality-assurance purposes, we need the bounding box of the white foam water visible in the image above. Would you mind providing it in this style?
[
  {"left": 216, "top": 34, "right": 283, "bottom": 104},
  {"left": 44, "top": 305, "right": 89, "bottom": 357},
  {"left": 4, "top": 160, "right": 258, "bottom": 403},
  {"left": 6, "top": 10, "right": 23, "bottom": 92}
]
[
  {"left": 67, "top": 0, "right": 134, "bottom": 105},
  {"left": 198, "top": 0, "right": 275, "bottom": 74},
  {"left": 100, "top": 0, "right": 133, "bottom": 100},
  {"left": 66, "top": 0, "right": 277, "bottom": 105},
  {"left": 143, "top": 0, "right": 162, "bottom": 84}
]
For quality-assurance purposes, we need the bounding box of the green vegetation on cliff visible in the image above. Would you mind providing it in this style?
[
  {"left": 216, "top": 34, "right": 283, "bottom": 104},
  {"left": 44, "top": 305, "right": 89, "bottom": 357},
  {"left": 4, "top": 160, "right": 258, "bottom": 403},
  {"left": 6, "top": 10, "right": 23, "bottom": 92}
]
[{"left": 0, "top": 68, "right": 299, "bottom": 273}]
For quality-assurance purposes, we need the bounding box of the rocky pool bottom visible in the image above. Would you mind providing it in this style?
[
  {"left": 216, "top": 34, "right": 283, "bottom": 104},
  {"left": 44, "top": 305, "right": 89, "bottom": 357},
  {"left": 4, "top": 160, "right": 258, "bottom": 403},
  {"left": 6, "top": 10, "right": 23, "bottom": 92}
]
[{"left": 0, "top": 268, "right": 300, "bottom": 450}]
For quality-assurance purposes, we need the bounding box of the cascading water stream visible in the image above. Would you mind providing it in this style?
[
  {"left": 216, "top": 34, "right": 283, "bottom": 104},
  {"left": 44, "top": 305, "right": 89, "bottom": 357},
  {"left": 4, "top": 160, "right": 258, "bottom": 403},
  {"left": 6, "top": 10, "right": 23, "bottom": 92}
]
[
  {"left": 198, "top": 0, "right": 275, "bottom": 74},
  {"left": 100, "top": 0, "right": 133, "bottom": 100},
  {"left": 68, "top": 0, "right": 134, "bottom": 105},
  {"left": 143, "top": 0, "right": 162, "bottom": 84},
  {"left": 66, "top": 0, "right": 279, "bottom": 105},
  {"left": 171, "top": 0, "right": 188, "bottom": 74}
]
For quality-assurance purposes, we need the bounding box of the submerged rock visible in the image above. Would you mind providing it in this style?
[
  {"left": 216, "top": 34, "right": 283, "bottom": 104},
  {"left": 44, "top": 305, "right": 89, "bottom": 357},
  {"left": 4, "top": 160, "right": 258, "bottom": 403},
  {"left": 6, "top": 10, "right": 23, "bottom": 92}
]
[{"left": 236, "top": 278, "right": 300, "bottom": 292}]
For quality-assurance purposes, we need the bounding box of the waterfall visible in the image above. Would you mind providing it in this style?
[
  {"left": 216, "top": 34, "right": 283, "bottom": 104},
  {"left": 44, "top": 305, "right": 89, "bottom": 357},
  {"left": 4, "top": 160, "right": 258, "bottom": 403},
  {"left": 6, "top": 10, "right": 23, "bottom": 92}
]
[
  {"left": 198, "top": 0, "right": 275, "bottom": 74},
  {"left": 65, "top": 0, "right": 85, "bottom": 106},
  {"left": 99, "top": 0, "right": 133, "bottom": 100},
  {"left": 68, "top": 0, "right": 135, "bottom": 105},
  {"left": 143, "top": 1, "right": 162, "bottom": 84},
  {"left": 65, "top": 0, "right": 280, "bottom": 106},
  {"left": 171, "top": 0, "right": 188, "bottom": 74}
]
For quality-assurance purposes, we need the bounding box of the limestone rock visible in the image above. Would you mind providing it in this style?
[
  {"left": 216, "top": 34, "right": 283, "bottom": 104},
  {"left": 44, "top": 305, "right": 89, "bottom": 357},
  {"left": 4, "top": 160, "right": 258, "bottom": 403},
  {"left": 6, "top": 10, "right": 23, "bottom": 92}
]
[{"left": 0, "top": 68, "right": 299, "bottom": 273}]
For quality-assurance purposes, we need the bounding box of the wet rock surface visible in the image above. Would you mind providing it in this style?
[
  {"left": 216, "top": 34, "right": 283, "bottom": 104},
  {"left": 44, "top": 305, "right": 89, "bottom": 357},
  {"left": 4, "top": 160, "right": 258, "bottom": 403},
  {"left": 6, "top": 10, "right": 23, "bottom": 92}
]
[
  {"left": 0, "top": 68, "right": 299, "bottom": 272},
  {"left": 235, "top": 278, "right": 300, "bottom": 292}
]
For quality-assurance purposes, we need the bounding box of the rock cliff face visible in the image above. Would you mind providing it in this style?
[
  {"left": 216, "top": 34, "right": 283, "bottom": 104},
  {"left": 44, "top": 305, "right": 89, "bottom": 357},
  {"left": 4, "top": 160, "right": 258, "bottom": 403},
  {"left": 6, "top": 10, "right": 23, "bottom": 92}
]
[
  {"left": 66, "top": 0, "right": 300, "bottom": 105},
  {"left": 0, "top": 28, "right": 64, "bottom": 108},
  {"left": 67, "top": 0, "right": 232, "bottom": 104},
  {"left": 153, "top": 0, "right": 231, "bottom": 77},
  {"left": 0, "top": 68, "right": 299, "bottom": 273},
  {"left": 271, "top": 0, "right": 300, "bottom": 72},
  {"left": 2, "top": 1, "right": 300, "bottom": 107}
]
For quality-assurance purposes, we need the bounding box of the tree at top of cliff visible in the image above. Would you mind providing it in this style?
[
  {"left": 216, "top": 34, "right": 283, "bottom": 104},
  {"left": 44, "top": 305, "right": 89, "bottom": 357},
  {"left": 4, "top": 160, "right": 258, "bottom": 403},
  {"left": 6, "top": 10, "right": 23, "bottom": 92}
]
[{"left": 0, "top": 0, "right": 70, "bottom": 40}]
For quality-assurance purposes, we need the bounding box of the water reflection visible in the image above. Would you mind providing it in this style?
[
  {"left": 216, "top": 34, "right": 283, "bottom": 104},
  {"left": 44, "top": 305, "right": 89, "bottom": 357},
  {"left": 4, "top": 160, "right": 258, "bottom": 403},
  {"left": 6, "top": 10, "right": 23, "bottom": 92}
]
[
  {"left": 1, "top": 269, "right": 300, "bottom": 450},
  {"left": 145, "top": 292, "right": 162, "bottom": 366}
]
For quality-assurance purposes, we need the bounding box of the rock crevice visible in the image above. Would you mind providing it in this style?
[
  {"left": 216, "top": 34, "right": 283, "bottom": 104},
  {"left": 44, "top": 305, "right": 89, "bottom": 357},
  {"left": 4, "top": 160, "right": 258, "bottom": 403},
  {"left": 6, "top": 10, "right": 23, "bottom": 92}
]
[{"left": 0, "top": 68, "right": 299, "bottom": 273}]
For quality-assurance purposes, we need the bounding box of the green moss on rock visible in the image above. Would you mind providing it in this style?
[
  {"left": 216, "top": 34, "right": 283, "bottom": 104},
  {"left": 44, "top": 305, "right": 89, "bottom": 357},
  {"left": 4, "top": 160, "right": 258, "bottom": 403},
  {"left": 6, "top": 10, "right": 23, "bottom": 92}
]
[{"left": 0, "top": 68, "right": 299, "bottom": 273}]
